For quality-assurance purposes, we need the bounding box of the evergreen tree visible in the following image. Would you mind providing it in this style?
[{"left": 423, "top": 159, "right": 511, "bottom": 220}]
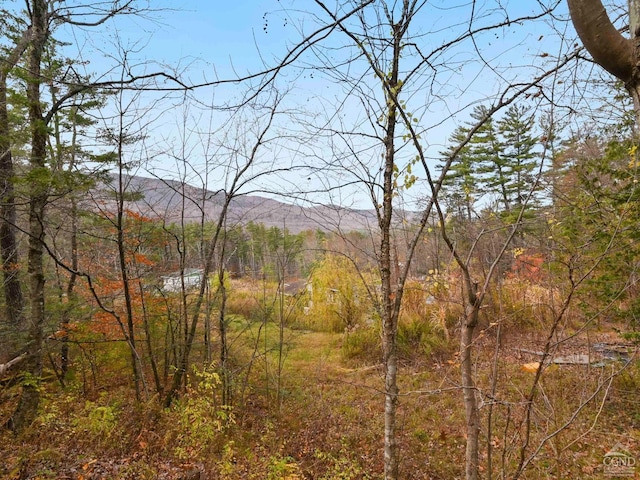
[
  {"left": 441, "top": 104, "right": 541, "bottom": 219},
  {"left": 497, "top": 104, "right": 539, "bottom": 210},
  {"left": 439, "top": 124, "right": 478, "bottom": 220},
  {"left": 471, "top": 105, "right": 513, "bottom": 212}
]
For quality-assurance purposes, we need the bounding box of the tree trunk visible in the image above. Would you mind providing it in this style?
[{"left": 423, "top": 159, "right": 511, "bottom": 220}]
[
  {"left": 60, "top": 197, "right": 78, "bottom": 381},
  {"left": 567, "top": 0, "right": 640, "bottom": 126},
  {"left": 567, "top": 0, "right": 633, "bottom": 81},
  {"left": 163, "top": 95, "right": 280, "bottom": 407},
  {"left": 461, "top": 283, "right": 480, "bottom": 480},
  {"left": 9, "top": 0, "right": 48, "bottom": 433},
  {"left": 381, "top": 22, "right": 403, "bottom": 480},
  {"left": 0, "top": 76, "right": 25, "bottom": 357},
  {"left": 116, "top": 166, "right": 143, "bottom": 400},
  {"left": 164, "top": 203, "right": 230, "bottom": 408},
  {"left": 218, "top": 272, "right": 231, "bottom": 406},
  {"left": 50, "top": 97, "right": 78, "bottom": 384},
  {"left": 0, "top": 29, "right": 29, "bottom": 361},
  {"left": 628, "top": 83, "right": 640, "bottom": 130}
]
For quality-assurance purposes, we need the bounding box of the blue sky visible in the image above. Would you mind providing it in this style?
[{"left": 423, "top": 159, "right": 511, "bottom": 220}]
[
  {"left": 71, "top": 1, "right": 299, "bottom": 84},
  {"left": 62, "top": 1, "right": 574, "bottom": 100},
  {"left": 42, "top": 1, "right": 618, "bottom": 208}
]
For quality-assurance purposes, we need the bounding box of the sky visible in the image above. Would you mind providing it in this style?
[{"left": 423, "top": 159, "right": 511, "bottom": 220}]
[
  {"left": 37, "top": 1, "right": 623, "bottom": 209},
  {"left": 66, "top": 1, "right": 302, "bottom": 89}
]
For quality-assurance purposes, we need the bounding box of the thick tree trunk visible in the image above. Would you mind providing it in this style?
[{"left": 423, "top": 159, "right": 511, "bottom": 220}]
[
  {"left": 567, "top": 0, "right": 633, "bottom": 81},
  {"left": 9, "top": 0, "right": 48, "bottom": 433},
  {"left": 567, "top": 0, "right": 640, "bottom": 127}
]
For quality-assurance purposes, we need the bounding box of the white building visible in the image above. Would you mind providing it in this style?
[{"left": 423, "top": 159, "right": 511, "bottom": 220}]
[{"left": 161, "top": 268, "right": 204, "bottom": 292}]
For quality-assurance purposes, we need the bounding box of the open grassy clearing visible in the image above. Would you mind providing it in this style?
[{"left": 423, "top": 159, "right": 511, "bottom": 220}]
[{"left": 1, "top": 309, "right": 639, "bottom": 479}]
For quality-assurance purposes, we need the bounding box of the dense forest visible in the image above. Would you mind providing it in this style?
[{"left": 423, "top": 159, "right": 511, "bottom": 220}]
[{"left": 1, "top": 1, "right": 640, "bottom": 479}]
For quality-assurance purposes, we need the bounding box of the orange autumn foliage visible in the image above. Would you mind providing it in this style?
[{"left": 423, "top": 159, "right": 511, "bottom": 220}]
[
  {"left": 68, "top": 209, "right": 161, "bottom": 340},
  {"left": 509, "top": 252, "right": 544, "bottom": 283}
]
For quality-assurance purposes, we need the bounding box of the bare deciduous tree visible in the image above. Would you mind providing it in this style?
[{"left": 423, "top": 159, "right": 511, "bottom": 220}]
[
  {"left": 163, "top": 89, "right": 286, "bottom": 408},
  {"left": 285, "top": 1, "right": 581, "bottom": 478}
]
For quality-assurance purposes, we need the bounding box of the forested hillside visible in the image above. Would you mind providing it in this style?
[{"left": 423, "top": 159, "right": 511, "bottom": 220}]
[
  {"left": 89, "top": 173, "right": 380, "bottom": 233},
  {"left": 1, "top": 1, "right": 640, "bottom": 479}
]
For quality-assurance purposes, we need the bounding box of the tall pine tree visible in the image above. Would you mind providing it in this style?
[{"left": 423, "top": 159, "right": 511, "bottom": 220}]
[
  {"left": 471, "top": 105, "right": 513, "bottom": 212},
  {"left": 440, "top": 104, "right": 540, "bottom": 218},
  {"left": 497, "top": 104, "right": 539, "bottom": 211},
  {"left": 439, "top": 123, "right": 478, "bottom": 220}
]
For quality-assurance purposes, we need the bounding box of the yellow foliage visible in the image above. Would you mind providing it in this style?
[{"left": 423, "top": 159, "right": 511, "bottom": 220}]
[{"left": 304, "top": 254, "right": 376, "bottom": 332}]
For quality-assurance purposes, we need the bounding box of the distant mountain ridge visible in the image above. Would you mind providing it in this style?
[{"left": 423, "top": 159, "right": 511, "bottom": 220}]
[{"left": 91, "top": 174, "right": 378, "bottom": 233}]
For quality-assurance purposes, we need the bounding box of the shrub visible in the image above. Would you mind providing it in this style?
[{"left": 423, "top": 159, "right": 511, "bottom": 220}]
[
  {"left": 163, "top": 364, "right": 235, "bottom": 460},
  {"left": 489, "top": 278, "right": 560, "bottom": 330},
  {"left": 72, "top": 396, "right": 120, "bottom": 442},
  {"left": 397, "top": 317, "right": 451, "bottom": 360},
  {"left": 397, "top": 279, "right": 455, "bottom": 360},
  {"left": 315, "top": 446, "right": 371, "bottom": 479},
  {"left": 342, "top": 326, "right": 381, "bottom": 363}
]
